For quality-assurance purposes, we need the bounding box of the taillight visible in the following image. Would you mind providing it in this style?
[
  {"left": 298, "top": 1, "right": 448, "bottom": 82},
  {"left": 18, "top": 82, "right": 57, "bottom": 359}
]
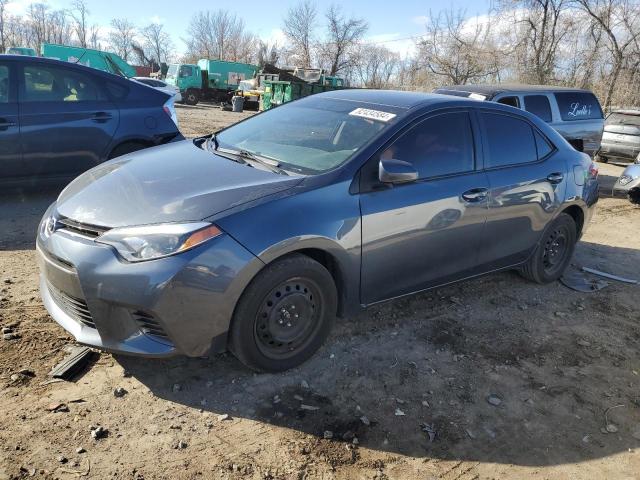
[
  {"left": 163, "top": 99, "right": 178, "bottom": 127},
  {"left": 588, "top": 162, "right": 598, "bottom": 178}
]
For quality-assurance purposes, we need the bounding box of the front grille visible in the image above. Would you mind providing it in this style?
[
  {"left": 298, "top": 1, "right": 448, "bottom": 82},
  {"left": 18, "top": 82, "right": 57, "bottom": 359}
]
[
  {"left": 57, "top": 217, "right": 108, "bottom": 238},
  {"left": 132, "top": 311, "right": 169, "bottom": 340},
  {"left": 47, "top": 282, "right": 96, "bottom": 329}
]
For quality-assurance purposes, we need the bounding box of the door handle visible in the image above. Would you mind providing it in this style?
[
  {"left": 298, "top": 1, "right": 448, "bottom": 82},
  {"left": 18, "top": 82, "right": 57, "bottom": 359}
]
[
  {"left": 547, "top": 172, "right": 564, "bottom": 184},
  {"left": 92, "top": 112, "right": 112, "bottom": 122},
  {"left": 462, "top": 188, "right": 488, "bottom": 202}
]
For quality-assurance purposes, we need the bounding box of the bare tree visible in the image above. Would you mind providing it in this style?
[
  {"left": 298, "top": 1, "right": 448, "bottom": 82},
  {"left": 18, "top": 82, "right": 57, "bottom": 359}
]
[
  {"left": 109, "top": 18, "right": 136, "bottom": 61},
  {"left": 356, "top": 45, "right": 399, "bottom": 88},
  {"left": 321, "top": 5, "right": 368, "bottom": 75},
  {"left": 141, "top": 22, "right": 173, "bottom": 67},
  {"left": 257, "top": 40, "right": 279, "bottom": 67},
  {"left": 185, "top": 10, "right": 250, "bottom": 61},
  {"left": 69, "top": 0, "right": 89, "bottom": 48},
  {"left": 499, "top": 0, "right": 569, "bottom": 83},
  {"left": 573, "top": 0, "right": 640, "bottom": 111},
  {"left": 417, "top": 9, "right": 502, "bottom": 85},
  {"left": 0, "top": 0, "right": 8, "bottom": 52},
  {"left": 282, "top": 1, "right": 317, "bottom": 67}
]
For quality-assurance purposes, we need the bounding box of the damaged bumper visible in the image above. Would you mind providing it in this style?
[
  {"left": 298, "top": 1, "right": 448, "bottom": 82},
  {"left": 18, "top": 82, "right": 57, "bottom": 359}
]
[{"left": 37, "top": 204, "right": 263, "bottom": 358}]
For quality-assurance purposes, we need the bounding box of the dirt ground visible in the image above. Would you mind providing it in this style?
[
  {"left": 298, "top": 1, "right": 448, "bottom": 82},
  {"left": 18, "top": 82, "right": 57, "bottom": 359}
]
[{"left": 1, "top": 103, "right": 639, "bottom": 480}]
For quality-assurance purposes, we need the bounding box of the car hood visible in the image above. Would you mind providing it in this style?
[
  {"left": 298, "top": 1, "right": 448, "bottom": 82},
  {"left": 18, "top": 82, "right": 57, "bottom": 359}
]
[{"left": 56, "top": 140, "right": 303, "bottom": 228}]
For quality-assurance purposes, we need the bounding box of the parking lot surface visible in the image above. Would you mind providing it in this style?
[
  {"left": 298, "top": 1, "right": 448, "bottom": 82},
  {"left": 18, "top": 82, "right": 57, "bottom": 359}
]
[{"left": 1, "top": 103, "right": 639, "bottom": 479}]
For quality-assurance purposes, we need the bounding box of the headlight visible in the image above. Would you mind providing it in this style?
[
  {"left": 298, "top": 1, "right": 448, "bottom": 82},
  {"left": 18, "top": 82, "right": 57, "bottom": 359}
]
[
  {"left": 619, "top": 174, "right": 636, "bottom": 186},
  {"left": 96, "top": 222, "right": 222, "bottom": 262}
]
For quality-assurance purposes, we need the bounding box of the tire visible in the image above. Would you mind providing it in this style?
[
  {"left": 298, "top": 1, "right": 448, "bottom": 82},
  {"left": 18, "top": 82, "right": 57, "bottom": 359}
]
[
  {"left": 108, "top": 141, "right": 148, "bottom": 159},
  {"left": 184, "top": 89, "right": 200, "bottom": 106},
  {"left": 519, "top": 213, "right": 577, "bottom": 284},
  {"left": 229, "top": 254, "right": 337, "bottom": 372},
  {"left": 595, "top": 154, "right": 608, "bottom": 163}
]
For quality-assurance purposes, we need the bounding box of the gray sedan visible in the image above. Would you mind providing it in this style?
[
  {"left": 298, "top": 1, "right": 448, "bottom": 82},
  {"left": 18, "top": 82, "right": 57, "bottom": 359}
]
[{"left": 37, "top": 90, "right": 599, "bottom": 372}]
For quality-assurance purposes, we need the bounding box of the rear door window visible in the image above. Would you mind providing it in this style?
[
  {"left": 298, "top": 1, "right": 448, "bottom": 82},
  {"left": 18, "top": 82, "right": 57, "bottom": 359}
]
[
  {"left": 23, "top": 65, "right": 105, "bottom": 102},
  {"left": 481, "top": 112, "right": 537, "bottom": 168},
  {"left": 381, "top": 111, "right": 475, "bottom": 179},
  {"left": 554, "top": 92, "right": 603, "bottom": 121},
  {"left": 0, "top": 65, "right": 9, "bottom": 103},
  {"left": 524, "top": 95, "right": 552, "bottom": 122}
]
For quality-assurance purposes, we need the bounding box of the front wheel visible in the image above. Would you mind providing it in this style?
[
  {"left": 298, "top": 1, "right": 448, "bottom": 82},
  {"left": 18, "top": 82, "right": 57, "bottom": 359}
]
[
  {"left": 184, "top": 89, "right": 200, "bottom": 106},
  {"left": 519, "top": 213, "right": 577, "bottom": 284},
  {"left": 229, "top": 254, "right": 337, "bottom": 372}
]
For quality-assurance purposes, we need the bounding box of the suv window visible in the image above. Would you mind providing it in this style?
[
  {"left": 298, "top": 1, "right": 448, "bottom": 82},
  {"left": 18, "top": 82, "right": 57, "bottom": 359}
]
[
  {"left": 380, "top": 111, "right": 475, "bottom": 179},
  {"left": 482, "top": 112, "right": 537, "bottom": 168},
  {"left": 497, "top": 96, "right": 519, "bottom": 108},
  {"left": 23, "top": 65, "right": 104, "bottom": 102},
  {"left": 554, "top": 91, "right": 603, "bottom": 121},
  {"left": 0, "top": 65, "right": 9, "bottom": 103},
  {"left": 524, "top": 95, "right": 552, "bottom": 122}
]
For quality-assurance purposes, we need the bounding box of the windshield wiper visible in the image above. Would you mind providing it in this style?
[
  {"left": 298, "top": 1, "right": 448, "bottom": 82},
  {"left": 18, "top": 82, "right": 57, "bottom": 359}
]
[{"left": 224, "top": 148, "right": 289, "bottom": 175}]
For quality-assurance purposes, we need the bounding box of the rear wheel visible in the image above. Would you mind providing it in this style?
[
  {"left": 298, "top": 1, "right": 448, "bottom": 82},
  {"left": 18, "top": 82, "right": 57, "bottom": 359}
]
[
  {"left": 184, "top": 89, "right": 200, "bottom": 106},
  {"left": 229, "top": 254, "right": 337, "bottom": 372},
  {"left": 520, "top": 213, "right": 577, "bottom": 284}
]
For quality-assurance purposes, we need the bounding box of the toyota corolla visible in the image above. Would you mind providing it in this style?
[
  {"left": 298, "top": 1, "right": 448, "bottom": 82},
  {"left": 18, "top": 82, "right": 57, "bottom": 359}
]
[{"left": 37, "top": 90, "right": 599, "bottom": 372}]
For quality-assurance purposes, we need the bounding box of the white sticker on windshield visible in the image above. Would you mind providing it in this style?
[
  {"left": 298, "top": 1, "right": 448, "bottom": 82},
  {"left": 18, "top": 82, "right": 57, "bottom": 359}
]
[
  {"left": 468, "top": 93, "right": 487, "bottom": 101},
  {"left": 349, "top": 108, "right": 397, "bottom": 123}
]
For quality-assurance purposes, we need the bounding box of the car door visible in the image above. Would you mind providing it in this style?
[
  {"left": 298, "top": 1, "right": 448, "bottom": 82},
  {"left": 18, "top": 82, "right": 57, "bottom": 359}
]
[
  {"left": 359, "top": 109, "right": 490, "bottom": 305},
  {"left": 0, "top": 60, "right": 22, "bottom": 179},
  {"left": 478, "top": 110, "right": 567, "bottom": 269},
  {"left": 18, "top": 62, "right": 119, "bottom": 179}
]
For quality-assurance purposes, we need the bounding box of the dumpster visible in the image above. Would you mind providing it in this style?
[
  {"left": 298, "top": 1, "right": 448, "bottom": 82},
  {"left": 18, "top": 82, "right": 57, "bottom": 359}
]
[{"left": 261, "top": 80, "right": 344, "bottom": 110}]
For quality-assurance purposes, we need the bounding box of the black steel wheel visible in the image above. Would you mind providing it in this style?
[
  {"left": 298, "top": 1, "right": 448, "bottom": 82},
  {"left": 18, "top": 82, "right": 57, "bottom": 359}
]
[
  {"left": 520, "top": 213, "right": 577, "bottom": 284},
  {"left": 229, "top": 254, "right": 337, "bottom": 372},
  {"left": 254, "top": 278, "right": 323, "bottom": 359}
]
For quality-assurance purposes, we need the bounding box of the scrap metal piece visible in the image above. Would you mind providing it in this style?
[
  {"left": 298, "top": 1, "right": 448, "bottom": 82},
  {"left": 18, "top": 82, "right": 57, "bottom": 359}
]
[
  {"left": 581, "top": 267, "right": 638, "bottom": 284},
  {"left": 560, "top": 269, "right": 609, "bottom": 292},
  {"left": 48, "top": 346, "right": 96, "bottom": 380}
]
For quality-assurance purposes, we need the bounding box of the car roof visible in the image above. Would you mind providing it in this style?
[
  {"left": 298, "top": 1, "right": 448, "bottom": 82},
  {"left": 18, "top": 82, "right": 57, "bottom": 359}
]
[
  {"left": 0, "top": 54, "right": 126, "bottom": 81},
  {"left": 315, "top": 88, "right": 485, "bottom": 109},
  {"left": 611, "top": 109, "right": 640, "bottom": 116},
  {"left": 436, "top": 83, "right": 594, "bottom": 97}
]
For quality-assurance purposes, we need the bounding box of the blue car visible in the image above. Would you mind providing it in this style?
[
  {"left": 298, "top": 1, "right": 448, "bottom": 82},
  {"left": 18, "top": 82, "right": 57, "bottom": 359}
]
[
  {"left": 0, "top": 55, "right": 182, "bottom": 186},
  {"left": 37, "top": 90, "right": 599, "bottom": 372}
]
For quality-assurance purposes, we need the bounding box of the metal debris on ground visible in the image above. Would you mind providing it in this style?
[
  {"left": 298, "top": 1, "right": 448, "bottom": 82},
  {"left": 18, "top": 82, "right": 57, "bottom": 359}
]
[
  {"left": 48, "top": 346, "right": 96, "bottom": 380},
  {"left": 487, "top": 394, "right": 503, "bottom": 407},
  {"left": 394, "top": 408, "right": 406, "bottom": 416},
  {"left": 581, "top": 267, "right": 638, "bottom": 284},
  {"left": 113, "top": 387, "right": 128, "bottom": 398},
  {"left": 90, "top": 425, "right": 107, "bottom": 440},
  {"left": 299, "top": 404, "right": 319, "bottom": 411},
  {"left": 420, "top": 423, "right": 437, "bottom": 442},
  {"left": 560, "top": 268, "right": 609, "bottom": 292}
]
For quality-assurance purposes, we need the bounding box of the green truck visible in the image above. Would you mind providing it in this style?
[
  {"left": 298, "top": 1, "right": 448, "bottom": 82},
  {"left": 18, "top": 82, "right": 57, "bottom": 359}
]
[
  {"left": 164, "top": 59, "right": 258, "bottom": 105},
  {"left": 40, "top": 43, "right": 136, "bottom": 77}
]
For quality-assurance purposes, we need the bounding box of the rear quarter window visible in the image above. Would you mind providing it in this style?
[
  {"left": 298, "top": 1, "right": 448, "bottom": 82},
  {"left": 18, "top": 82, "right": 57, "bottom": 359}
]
[
  {"left": 554, "top": 92, "right": 603, "bottom": 121},
  {"left": 105, "top": 81, "right": 129, "bottom": 100}
]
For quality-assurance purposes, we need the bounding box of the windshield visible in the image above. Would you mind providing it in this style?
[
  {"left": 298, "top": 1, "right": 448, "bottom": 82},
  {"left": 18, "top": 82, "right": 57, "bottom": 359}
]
[
  {"left": 166, "top": 64, "right": 178, "bottom": 78},
  {"left": 215, "top": 98, "right": 400, "bottom": 174}
]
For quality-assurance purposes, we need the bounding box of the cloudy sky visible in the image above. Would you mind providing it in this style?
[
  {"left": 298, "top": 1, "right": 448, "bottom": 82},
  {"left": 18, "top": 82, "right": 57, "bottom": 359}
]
[{"left": 6, "top": 0, "right": 492, "bottom": 56}]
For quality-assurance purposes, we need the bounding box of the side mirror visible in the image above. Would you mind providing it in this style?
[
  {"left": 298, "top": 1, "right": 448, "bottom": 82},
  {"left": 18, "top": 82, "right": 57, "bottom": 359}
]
[{"left": 379, "top": 158, "right": 418, "bottom": 184}]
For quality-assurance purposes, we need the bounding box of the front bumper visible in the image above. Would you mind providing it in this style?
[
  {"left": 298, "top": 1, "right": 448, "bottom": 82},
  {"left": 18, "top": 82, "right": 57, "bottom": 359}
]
[{"left": 37, "top": 208, "right": 264, "bottom": 357}]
